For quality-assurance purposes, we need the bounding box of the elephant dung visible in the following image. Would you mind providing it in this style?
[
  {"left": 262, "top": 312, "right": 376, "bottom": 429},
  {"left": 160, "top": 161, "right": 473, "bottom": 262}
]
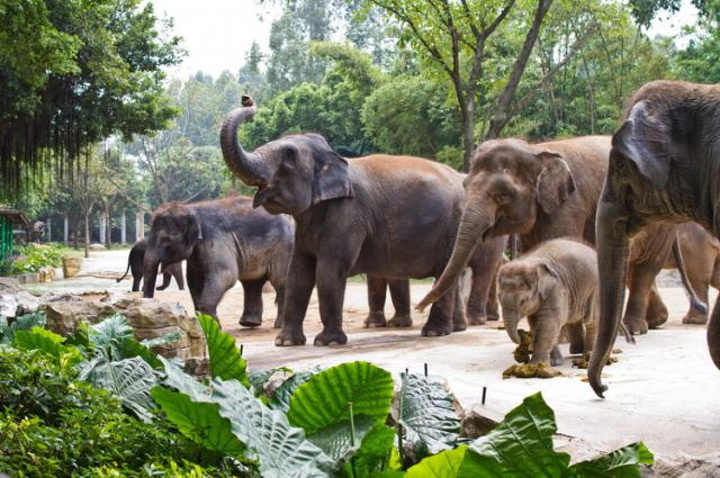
[
  {"left": 513, "top": 329, "right": 533, "bottom": 364},
  {"left": 502, "top": 363, "right": 563, "bottom": 379}
]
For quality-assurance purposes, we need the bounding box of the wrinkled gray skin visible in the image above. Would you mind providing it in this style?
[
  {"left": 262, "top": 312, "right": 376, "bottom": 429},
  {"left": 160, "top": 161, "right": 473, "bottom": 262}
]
[
  {"left": 117, "top": 238, "right": 184, "bottom": 292},
  {"left": 498, "top": 239, "right": 598, "bottom": 366},
  {"left": 220, "top": 97, "right": 506, "bottom": 346},
  {"left": 590, "top": 80, "right": 720, "bottom": 398},
  {"left": 416, "top": 135, "right": 703, "bottom": 332},
  {"left": 142, "top": 196, "right": 294, "bottom": 328}
]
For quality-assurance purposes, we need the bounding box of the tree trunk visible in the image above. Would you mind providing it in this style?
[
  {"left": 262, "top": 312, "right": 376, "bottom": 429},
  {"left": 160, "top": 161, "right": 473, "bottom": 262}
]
[
  {"left": 64, "top": 215, "right": 69, "bottom": 244},
  {"left": 99, "top": 213, "right": 106, "bottom": 245},
  {"left": 137, "top": 210, "right": 145, "bottom": 240},
  {"left": 84, "top": 213, "right": 90, "bottom": 258},
  {"left": 120, "top": 212, "right": 126, "bottom": 244},
  {"left": 105, "top": 203, "right": 111, "bottom": 247},
  {"left": 46, "top": 217, "right": 51, "bottom": 242}
]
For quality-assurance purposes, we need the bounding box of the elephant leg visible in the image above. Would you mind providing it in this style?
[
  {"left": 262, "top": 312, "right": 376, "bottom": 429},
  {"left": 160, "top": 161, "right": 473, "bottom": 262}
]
[
  {"left": 529, "top": 316, "right": 563, "bottom": 366},
  {"left": 186, "top": 261, "right": 204, "bottom": 310},
  {"left": 195, "top": 270, "right": 235, "bottom": 324},
  {"left": 388, "top": 279, "right": 412, "bottom": 327},
  {"left": 267, "top": 272, "right": 286, "bottom": 329},
  {"left": 313, "top": 258, "right": 351, "bottom": 346},
  {"left": 707, "top": 295, "right": 720, "bottom": 370},
  {"left": 422, "top": 281, "right": 456, "bottom": 337},
  {"left": 172, "top": 264, "right": 185, "bottom": 291},
  {"left": 156, "top": 272, "right": 172, "bottom": 291},
  {"left": 131, "top": 276, "right": 142, "bottom": 292},
  {"left": 275, "top": 250, "right": 316, "bottom": 346},
  {"left": 646, "top": 284, "right": 669, "bottom": 329},
  {"left": 565, "top": 322, "right": 585, "bottom": 355},
  {"left": 364, "top": 275, "right": 388, "bottom": 328},
  {"left": 466, "top": 236, "right": 506, "bottom": 324},
  {"left": 683, "top": 260, "right": 711, "bottom": 325},
  {"left": 239, "top": 279, "right": 265, "bottom": 327},
  {"left": 623, "top": 263, "right": 657, "bottom": 335},
  {"left": 452, "top": 279, "right": 468, "bottom": 332}
]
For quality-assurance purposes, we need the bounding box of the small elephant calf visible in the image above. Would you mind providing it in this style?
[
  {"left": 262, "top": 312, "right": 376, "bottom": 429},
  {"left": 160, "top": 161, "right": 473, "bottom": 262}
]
[{"left": 497, "top": 238, "right": 598, "bottom": 366}]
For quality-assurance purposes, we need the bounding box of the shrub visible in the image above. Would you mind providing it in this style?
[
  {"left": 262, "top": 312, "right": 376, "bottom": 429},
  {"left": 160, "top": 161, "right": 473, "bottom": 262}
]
[{"left": 0, "top": 243, "right": 64, "bottom": 276}]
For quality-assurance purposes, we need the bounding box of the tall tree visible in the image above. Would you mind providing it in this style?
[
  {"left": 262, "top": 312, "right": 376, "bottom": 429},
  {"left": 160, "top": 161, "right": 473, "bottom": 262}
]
[{"left": 0, "top": 0, "right": 183, "bottom": 199}]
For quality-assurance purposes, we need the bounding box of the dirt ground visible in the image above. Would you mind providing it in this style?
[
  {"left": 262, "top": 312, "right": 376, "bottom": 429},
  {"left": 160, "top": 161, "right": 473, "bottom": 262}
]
[{"left": 35, "top": 249, "right": 720, "bottom": 462}]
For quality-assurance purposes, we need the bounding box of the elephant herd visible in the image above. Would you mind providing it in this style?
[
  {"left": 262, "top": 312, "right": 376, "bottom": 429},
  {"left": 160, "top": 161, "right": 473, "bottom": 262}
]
[{"left": 122, "top": 80, "right": 720, "bottom": 397}]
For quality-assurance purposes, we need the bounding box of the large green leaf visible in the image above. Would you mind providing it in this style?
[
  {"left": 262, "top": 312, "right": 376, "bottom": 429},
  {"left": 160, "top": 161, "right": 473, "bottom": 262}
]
[
  {"left": 197, "top": 313, "right": 249, "bottom": 387},
  {"left": 405, "top": 445, "right": 468, "bottom": 478},
  {"left": 342, "top": 423, "right": 398, "bottom": 478},
  {"left": 80, "top": 356, "right": 158, "bottom": 422},
  {"left": 269, "top": 369, "right": 318, "bottom": 412},
  {"left": 568, "top": 442, "right": 654, "bottom": 477},
  {"left": 288, "top": 361, "right": 394, "bottom": 435},
  {"left": 308, "top": 415, "right": 377, "bottom": 462},
  {"left": 151, "top": 386, "right": 246, "bottom": 455},
  {"left": 1, "top": 311, "right": 47, "bottom": 344},
  {"left": 398, "top": 373, "right": 460, "bottom": 458},
  {"left": 159, "top": 357, "right": 334, "bottom": 477},
  {"left": 89, "top": 313, "right": 134, "bottom": 360},
  {"left": 458, "top": 392, "right": 570, "bottom": 477},
  {"left": 13, "top": 327, "right": 83, "bottom": 368}
]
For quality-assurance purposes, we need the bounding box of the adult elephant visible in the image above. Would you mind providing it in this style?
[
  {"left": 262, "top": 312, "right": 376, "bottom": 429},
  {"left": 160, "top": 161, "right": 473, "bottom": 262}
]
[
  {"left": 220, "top": 96, "right": 506, "bottom": 346},
  {"left": 142, "top": 196, "right": 295, "bottom": 328},
  {"left": 589, "top": 81, "right": 719, "bottom": 397},
  {"left": 117, "top": 238, "right": 184, "bottom": 292},
  {"left": 415, "top": 136, "right": 703, "bottom": 334}
]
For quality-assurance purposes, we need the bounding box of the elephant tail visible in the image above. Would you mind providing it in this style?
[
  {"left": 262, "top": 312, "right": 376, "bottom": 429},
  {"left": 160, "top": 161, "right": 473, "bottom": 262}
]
[
  {"left": 673, "top": 234, "right": 708, "bottom": 316},
  {"left": 117, "top": 261, "right": 131, "bottom": 283}
]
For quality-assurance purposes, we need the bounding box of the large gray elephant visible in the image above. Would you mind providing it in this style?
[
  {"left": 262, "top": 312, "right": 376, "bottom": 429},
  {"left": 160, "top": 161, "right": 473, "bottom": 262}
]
[
  {"left": 142, "top": 196, "right": 295, "bottom": 327},
  {"left": 117, "top": 238, "right": 184, "bottom": 292},
  {"left": 589, "top": 80, "right": 718, "bottom": 398},
  {"left": 415, "top": 135, "right": 703, "bottom": 334},
  {"left": 220, "top": 96, "right": 506, "bottom": 346}
]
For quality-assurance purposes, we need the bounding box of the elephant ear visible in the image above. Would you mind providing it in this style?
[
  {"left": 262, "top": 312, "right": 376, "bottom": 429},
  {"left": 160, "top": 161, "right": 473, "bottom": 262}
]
[
  {"left": 536, "top": 263, "right": 558, "bottom": 301},
  {"left": 611, "top": 100, "right": 673, "bottom": 190},
  {"left": 310, "top": 135, "right": 354, "bottom": 205},
  {"left": 535, "top": 151, "right": 576, "bottom": 215},
  {"left": 181, "top": 210, "right": 204, "bottom": 244}
]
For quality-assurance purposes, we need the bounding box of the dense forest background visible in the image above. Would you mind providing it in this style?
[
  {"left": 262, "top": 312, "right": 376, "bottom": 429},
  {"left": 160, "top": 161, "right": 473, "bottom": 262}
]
[{"left": 0, "top": 0, "right": 717, "bottom": 244}]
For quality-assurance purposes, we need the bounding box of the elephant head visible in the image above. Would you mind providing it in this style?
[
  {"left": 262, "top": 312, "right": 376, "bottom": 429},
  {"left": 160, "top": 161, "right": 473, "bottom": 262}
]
[
  {"left": 220, "top": 95, "right": 353, "bottom": 216},
  {"left": 142, "top": 203, "right": 203, "bottom": 298},
  {"left": 498, "top": 260, "right": 557, "bottom": 344},
  {"left": 589, "top": 80, "right": 720, "bottom": 398},
  {"left": 416, "top": 138, "right": 574, "bottom": 310}
]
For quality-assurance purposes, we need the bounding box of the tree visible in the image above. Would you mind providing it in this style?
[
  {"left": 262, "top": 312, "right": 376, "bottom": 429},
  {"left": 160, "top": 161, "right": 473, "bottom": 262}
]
[
  {"left": 362, "top": 0, "right": 597, "bottom": 169},
  {"left": 0, "top": 0, "right": 183, "bottom": 199}
]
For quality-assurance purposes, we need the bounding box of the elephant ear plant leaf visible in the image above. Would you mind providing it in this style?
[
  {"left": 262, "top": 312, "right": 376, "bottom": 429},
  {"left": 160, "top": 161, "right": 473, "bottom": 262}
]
[
  {"left": 13, "top": 327, "right": 83, "bottom": 369},
  {"left": 287, "top": 361, "right": 395, "bottom": 463},
  {"left": 568, "top": 442, "right": 654, "bottom": 477},
  {"left": 398, "top": 372, "right": 461, "bottom": 459},
  {"left": 268, "top": 368, "right": 318, "bottom": 412},
  {"left": 197, "top": 313, "right": 250, "bottom": 387},
  {"left": 1, "top": 311, "right": 47, "bottom": 344}
]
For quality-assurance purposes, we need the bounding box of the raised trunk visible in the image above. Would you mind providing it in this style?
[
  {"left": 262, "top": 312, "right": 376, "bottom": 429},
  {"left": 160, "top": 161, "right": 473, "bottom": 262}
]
[
  {"left": 588, "top": 199, "right": 630, "bottom": 398},
  {"left": 220, "top": 95, "right": 270, "bottom": 186},
  {"left": 416, "top": 205, "right": 493, "bottom": 311},
  {"left": 142, "top": 250, "right": 160, "bottom": 298},
  {"left": 503, "top": 309, "right": 523, "bottom": 344}
]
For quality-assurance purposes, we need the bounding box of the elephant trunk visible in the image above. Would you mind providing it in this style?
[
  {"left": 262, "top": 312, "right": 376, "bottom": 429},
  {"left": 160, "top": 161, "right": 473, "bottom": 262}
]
[
  {"left": 220, "top": 95, "right": 270, "bottom": 186},
  {"left": 142, "top": 250, "right": 160, "bottom": 299},
  {"left": 503, "top": 308, "right": 523, "bottom": 344},
  {"left": 416, "top": 203, "right": 493, "bottom": 311},
  {"left": 588, "top": 198, "right": 630, "bottom": 398}
]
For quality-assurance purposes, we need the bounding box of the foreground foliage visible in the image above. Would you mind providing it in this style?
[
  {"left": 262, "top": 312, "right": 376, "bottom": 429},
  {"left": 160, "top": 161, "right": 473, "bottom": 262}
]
[
  {"left": 0, "top": 243, "right": 64, "bottom": 276},
  {"left": 0, "top": 313, "right": 653, "bottom": 476}
]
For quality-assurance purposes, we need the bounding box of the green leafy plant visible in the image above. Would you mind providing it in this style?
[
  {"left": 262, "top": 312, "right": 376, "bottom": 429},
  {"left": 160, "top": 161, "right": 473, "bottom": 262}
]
[
  {"left": 0, "top": 243, "right": 64, "bottom": 275},
  {"left": 197, "top": 313, "right": 250, "bottom": 387},
  {"left": 0, "top": 311, "right": 47, "bottom": 344}
]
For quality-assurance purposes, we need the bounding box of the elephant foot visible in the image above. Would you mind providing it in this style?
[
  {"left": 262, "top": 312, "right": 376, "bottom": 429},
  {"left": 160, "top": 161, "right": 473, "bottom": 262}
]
[
  {"left": 239, "top": 315, "right": 262, "bottom": 328},
  {"left": 623, "top": 317, "right": 649, "bottom": 335},
  {"left": 275, "top": 328, "right": 306, "bottom": 346},
  {"left": 387, "top": 314, "right": 413, "bottom": 327},
  {"left": 156, "top": 285, "right": 168, "bottom": 291},
  {"left": 569, "top": 342, "right": 584, "bottom": 355},
  {"left": 273, "top": 317, "right": 284, "bottom": 329},
  {"left": 682, "top": 313, "right": 708, "bottom": 325},
  {"left": 466, "top": 312, "right": 487, "bottom": 326},
  {"left": 364, "top": 312, "right": 387, "bottom": 328},
  {"left": 549, "top": 347, "right": 563, "bottom": 367},
  {"left": 313, "top": 329, "right": 348, "bottom": 346},
  {"left": 646, "top": 314, "right": 668, "bottom": 329},
  {"left": 421, "top": 322, "right": 452, "bottom": 337}
]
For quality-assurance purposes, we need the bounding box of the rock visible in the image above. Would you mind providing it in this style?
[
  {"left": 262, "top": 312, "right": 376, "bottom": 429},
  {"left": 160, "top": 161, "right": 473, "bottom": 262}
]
[
  {"left": 184, "top": 357, "right": 211, "bottom": 380},
  {"left": 43, "top": 294, "right": 107, "bottom": 335},
  {"left": 0, "top": 278, "right": 40, "bottom": 317},
  {"left": 62, "top": 257, "right": 82, "bottom": 278},
  {"left": 654, "top": 453, "right": 720, "bottom": 477},
  {"left": 459, "top": 403, "right": 500, "bottom": 438},
  {"left": 37, "top": 266, "right": 55, "bottom": 282},
  {"left": 89, "top": 243, "right": 107, "bottom": 251}
]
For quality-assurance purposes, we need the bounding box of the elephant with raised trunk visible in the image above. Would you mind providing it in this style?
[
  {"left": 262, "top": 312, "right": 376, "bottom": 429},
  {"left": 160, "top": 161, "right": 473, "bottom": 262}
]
[
  {"left": 220, "top": 96, "right": 506, "bottom": 346},
  {"left": 590, "top": 80, "right": 719, "bottom": 398},
  {"left": 117, "top": 238, "right": 184, "bottom": 292},
  {"left": 143, "top": 196, "right": 295, "bottom": 328}
]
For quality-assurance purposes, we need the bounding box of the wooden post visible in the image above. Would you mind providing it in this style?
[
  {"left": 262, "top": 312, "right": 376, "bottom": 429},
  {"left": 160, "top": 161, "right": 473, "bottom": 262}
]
[
  {"left": 120, "top": 213, "right": 126, "bottom": 244},
  {"left": 99, "top": 214, "right": 106, "bottom": 245},
  {"left": 46, "top": 217, "right": 52, "bottom": 242},
  {"left": 63, "top": 215, "right": 69, "bottom": 243}
]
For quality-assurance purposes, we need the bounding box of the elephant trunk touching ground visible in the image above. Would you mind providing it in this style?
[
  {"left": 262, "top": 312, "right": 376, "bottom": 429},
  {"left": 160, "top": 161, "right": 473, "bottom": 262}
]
[
  {"left": 416, "top": 203, "right": 494, "bottom": 310},
  {"left": 220, "top": 95, "right": 270, "bottom": 187},
  {"left": 502, "top": 308, "right": 523, "bottom": 345}
]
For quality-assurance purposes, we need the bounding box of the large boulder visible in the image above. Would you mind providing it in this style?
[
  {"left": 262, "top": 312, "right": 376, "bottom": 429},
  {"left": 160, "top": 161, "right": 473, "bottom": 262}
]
[
  {"left": 41, "top": 292, "right": 205, "bottom": 360},
  {"left": 0, "top": 278, "right": 40, "bottom": 318}
]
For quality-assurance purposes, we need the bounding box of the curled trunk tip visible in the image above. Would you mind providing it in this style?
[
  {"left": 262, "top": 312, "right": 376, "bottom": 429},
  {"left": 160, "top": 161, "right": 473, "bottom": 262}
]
[{"left": 220, "top": 96, "right": 270, "bottom": 186}]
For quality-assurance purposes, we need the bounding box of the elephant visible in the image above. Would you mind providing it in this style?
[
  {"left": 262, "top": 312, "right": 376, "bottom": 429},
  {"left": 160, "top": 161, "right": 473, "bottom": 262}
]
[
  {"left": 220, "top": 95, "right": 507, "bottom": 346},
  {"left": 589, "top": 80, "right": 719, "bottom": 398},
  {"left": 142, "top": 196, "right": 295, "bottom": 328},
  {"left": 415, "top": 135, "right": 703, "bottom": 332},
  {"left": 117, "top": 238, "right": 184, "bottom": 292},
  {"left": 497, "top": 238, "right": 598, "bottom": 366}
]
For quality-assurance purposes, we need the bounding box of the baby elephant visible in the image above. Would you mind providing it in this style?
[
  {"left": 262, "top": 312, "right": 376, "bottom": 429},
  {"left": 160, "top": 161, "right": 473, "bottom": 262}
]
[{"left": 498, "top": 238, "right": 598, "bottom": 366}]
